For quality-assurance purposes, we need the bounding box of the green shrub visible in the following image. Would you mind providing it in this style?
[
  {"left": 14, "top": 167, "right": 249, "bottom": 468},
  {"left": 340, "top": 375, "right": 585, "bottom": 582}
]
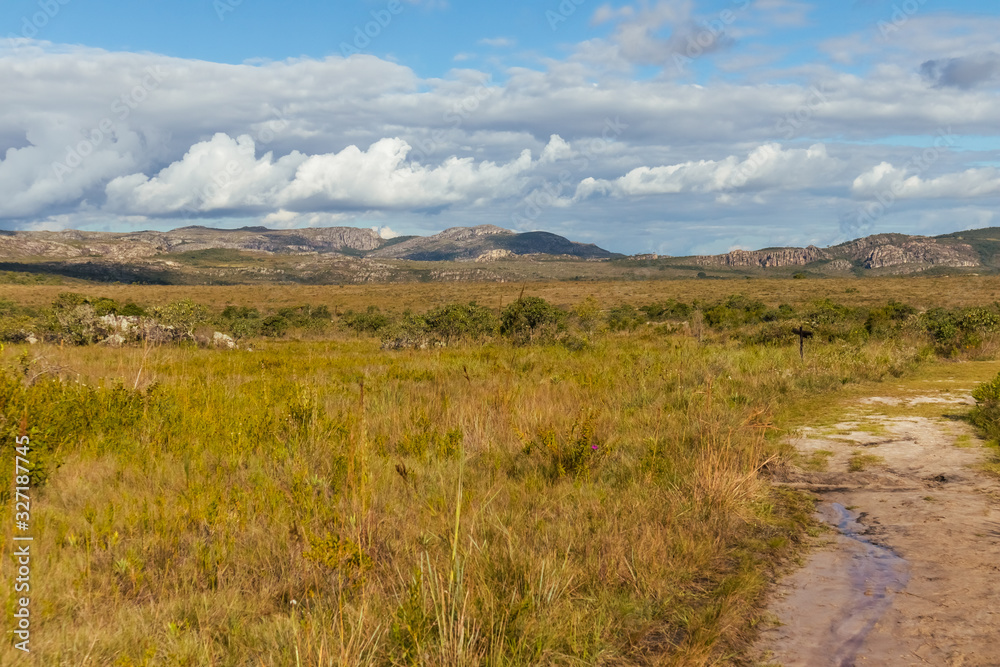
[
  {"left": 606, "top": 304, "right": 644, "bottom": 332},
  {"left": 342, "top": 306, "right": 392, "bottom": 335},
  {"left": 500, "top": 296, "right": 566, "bottom": 343},
  {"left": 703, "top": 295, "right": 768, "bottom": 328},
  {"left": 970, "top": 371, "right": 1000, "bottom": 441},
  {"left": 639, "top": 299, "right": 692, "bottom": 322},
  {"left": 424, "top": 302, "right": 499, "bottom": 343}
]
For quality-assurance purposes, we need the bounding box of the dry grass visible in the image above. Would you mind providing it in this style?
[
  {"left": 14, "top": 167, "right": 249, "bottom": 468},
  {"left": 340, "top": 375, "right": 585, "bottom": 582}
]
[
  {"left": 3, "top": 279, "right": 994, "bottom": 665},
  {"left": 4, "top": 274, "right": 1000, "bottom": 312}
]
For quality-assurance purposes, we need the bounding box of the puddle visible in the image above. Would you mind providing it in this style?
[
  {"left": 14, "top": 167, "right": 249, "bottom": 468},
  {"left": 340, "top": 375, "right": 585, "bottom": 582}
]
[{"left": 816, "top": 502, "right": 910, "bottom": 666}]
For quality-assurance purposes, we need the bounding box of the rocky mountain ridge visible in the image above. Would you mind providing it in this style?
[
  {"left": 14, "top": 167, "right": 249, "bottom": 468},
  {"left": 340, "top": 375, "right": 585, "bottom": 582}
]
[
  {"left": 0, "top": 224, "right": 611, "bottom": 262},
  {"left": 693, "top": 231, "right": 989, "bottom": 273},
  {"left": 3, "top": 224, "right": 1000, "bottom": 284}
]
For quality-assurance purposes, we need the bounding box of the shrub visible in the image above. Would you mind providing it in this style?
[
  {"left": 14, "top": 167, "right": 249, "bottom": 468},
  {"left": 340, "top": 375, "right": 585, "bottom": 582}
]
[
  {"left": 703, "top": 295, "right": 768, "bottom": 328},
  {"left": 150, "top": 299, "right": 210, "bottom": 339},
  {"left": 606, "top": 304, "right": 644, "bottom": 332},
  {"left": 572, "top": 296, "right": 601, "bottom": 335},
  {"left": 424, "top": 302, "right": 499, "bottom": 344},
  {"left": 640, "top": 299, "right": 692, "bottom": 322},
  {"left": 519, "top": 413, "right": 603, "bottom": 480},
  {"left": 261, "top": 315, "right": 289, "bottom": 337},
  {"left": 970, "top": 371, "right": 1000, "bottom": 441},
  {"left": 342, "top": 306, "right": 392, "bottom": 335},
  {"left": 500, "top": 296, "right": 566, "bottom": 343}
]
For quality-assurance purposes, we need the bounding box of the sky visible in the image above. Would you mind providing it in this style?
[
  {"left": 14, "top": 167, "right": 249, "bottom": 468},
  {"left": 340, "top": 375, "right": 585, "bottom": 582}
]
[{"left": 2, "top": 0, "right": 1000, "bottom": 255}]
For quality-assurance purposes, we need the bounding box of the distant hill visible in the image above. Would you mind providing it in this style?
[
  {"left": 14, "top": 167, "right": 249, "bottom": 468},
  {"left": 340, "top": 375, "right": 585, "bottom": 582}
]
[
  {"left": 683, "top": 229, "right": 997, "bottom": 275},
  {"left": 0, "top": 224, "right": 615, "bottom": 263},
  {"left": 3, "top": 223, "right": 1000, "bottom": 284}
]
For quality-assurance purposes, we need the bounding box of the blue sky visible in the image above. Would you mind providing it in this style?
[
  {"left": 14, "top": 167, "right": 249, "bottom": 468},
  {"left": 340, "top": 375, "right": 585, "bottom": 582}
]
[{"left": 2, "top": 0, "right": 1000, "bottom": 254}]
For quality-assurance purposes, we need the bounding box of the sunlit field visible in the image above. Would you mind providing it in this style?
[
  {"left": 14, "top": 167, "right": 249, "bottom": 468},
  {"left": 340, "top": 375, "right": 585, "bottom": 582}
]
[{"left": 2, "top": 278, "right": 998, "bottom": 665}]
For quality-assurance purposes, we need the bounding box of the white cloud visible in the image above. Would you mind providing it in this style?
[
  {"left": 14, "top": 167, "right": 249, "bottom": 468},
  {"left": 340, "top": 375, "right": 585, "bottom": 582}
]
[
  {"left": 372, "top": 225, "right": 399, "bottom": 239},
  {"left": 576, "top": 144, "right": 843, "bottom": 198},
  {"left": 540, "top": 135, "right": 573, "bottom": 163},
  {"left": 477, "top": 37, "right": 516, "bottom": 48},
  {"left": 104, "top": 133, "right": 537, "bottom": 216},
  {"left": 852, "top": 162, "right": 1000, "bottom": 199}
]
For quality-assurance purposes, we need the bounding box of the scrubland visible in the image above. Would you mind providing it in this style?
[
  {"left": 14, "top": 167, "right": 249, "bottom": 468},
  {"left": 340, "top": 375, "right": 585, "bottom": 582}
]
[{"left": 2, "top": 278, "right": 999, "bottom": 666}]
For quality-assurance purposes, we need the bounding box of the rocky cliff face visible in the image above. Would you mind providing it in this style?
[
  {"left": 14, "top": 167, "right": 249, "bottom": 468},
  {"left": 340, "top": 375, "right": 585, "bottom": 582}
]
[
  {"left": 691, "top": 233, "right": 984, "bottom": 273},
  {"left": 697, "top": 245, "right": 828, "bottom": 268}
]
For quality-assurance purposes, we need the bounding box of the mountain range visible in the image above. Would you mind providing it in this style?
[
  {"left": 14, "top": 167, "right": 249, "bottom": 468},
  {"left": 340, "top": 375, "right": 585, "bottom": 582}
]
[{"left": 2, "top": 223, "right": 1000, "bottom": 284}]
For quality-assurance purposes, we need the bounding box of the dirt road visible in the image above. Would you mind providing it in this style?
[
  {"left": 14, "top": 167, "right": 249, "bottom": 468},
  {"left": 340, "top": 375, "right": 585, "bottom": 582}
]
[{"left": 754, "top": 362, "right": 1000, "bottom": 667}]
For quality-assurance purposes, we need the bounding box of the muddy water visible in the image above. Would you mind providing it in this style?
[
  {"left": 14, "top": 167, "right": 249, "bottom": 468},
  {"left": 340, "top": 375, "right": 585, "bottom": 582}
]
[
  {"left": 819, "top": 503, "right": 909, "bottom": 666},
  {"left": 756, "top": 502, "right": 910, "bottom": 666}
]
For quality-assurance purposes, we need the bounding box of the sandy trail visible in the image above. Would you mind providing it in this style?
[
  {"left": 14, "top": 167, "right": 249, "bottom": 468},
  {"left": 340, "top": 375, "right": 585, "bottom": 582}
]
[{"left": 754, "top": 366, "right": 1000, "bottom": 667}]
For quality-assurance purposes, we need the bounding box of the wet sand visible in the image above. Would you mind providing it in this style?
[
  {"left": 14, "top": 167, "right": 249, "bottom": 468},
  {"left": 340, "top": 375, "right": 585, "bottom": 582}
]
[{"left": 754, "top": 385, "right": 1000, "bottom": 666}]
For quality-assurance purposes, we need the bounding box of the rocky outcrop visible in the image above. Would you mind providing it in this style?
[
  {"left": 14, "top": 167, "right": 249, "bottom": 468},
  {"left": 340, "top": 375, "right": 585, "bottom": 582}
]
[
  {"left": 689, "top": 232, "right": 984, "bottom": 273},
  {"left": 473, "top": 249, "right": 514, "bottom": 262},
  {"left": 860, "top": 242, "right": 979, "bottom": 269},
  {"left": 697, "top": 245, "right": 828, "bottom": 268}
]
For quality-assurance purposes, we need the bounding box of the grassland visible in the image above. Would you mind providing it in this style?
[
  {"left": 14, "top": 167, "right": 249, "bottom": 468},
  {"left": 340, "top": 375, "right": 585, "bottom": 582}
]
[
  {"left": 1, "top": 278, "right": 998, "bottom": 665},
  {"left": 5, "top": 274, "right": 1000, "bottom": 311}
]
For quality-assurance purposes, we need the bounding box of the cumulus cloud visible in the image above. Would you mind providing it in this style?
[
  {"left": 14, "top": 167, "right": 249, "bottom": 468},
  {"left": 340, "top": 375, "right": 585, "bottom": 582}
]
[
  {"left": 852, "top": 162, "right": 1000, "bottom": 199},
  {"left": 104, "top": 133, "right": 536, "bottom": 216},
  {"left": 540, "top": 135, "right": 573, "bottom": 164},
  {"left": 575, "top": 144, "right": 842, "bottom": 198}
]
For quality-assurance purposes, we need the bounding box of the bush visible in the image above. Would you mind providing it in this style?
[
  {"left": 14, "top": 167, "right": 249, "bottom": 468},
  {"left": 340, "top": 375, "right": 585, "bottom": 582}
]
[
  {"left": 865, "top": 301, "right": 917, "bottom": 336},
  {"left": 703, "top": 295, "right": 768, "bottom": 328},
  {"left": 423, "top": 302, "right": 499, "bottom": 344},
  {"left": 261, "top": 315, "right": 289, "bottom": 337},
  {"left": 500, "top": 296, "right": 566, "bottom": 343},
  {"left": 151, "top": 299, "right": 210, "bottom": 339},
  {"left": 640, "top": 299, "right": 692, "bottom": 322},
  {"left": 970, "top": 371, "right": 1000, "bottom": 441},
  {"left": 606, "top": 304, "right": 644, "bottom": 332},
  {"left": 220, "top": 306, "right": 263, "bottom": 339},
  {"left": 921, "top": 306, "right": 1000, "bottom": 356},
  {"left": 342, "top": 306, "right": 392, "bottom": 336}
]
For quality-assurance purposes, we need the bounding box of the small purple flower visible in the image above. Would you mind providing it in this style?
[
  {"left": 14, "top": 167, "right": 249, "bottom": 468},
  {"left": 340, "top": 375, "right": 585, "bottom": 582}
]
[{"left": 591, "top": 444, "right": 598, "bottom": 451}]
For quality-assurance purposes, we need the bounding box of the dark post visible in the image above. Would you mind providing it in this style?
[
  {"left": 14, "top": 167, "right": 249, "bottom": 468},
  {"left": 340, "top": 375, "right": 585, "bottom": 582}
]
[{"left": 791, "top": 326, "right": 814, "bottom": 361}]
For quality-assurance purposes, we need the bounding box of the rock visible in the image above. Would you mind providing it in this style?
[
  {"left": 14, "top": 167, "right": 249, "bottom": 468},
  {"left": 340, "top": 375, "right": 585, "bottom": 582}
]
[
  {"left": 213, "top": 332, "right": 236, "bottom": 349},
  {"left": 473, "top": 249, "right": 514, "bottom": 262},
  {"left": 25, "top": 334, "right": 38, "bottom": 345},
  {"left": 99, "top": 333, "right": 127, "bottom": 347},
  {"left": 697, "top": 245, "right": 828, "bottom": 268}
]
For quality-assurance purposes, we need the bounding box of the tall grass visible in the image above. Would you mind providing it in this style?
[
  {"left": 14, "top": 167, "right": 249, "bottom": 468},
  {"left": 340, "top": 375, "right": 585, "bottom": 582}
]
[{"left": 0, "top": 323, "right": 932, "bottom": 665}]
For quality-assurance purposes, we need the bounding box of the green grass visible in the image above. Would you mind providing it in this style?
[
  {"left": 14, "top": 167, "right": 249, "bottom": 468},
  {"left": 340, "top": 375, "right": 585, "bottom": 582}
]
[
  {"left": 848, "top": 452, "right": 887, "bottom": 472},
  {"left": 799, "top": 450, "right": 835, "bottom": 471}
]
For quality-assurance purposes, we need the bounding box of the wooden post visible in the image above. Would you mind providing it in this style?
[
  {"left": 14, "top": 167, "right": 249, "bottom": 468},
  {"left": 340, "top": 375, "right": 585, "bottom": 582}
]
[{"left": 791, "top": 326, "right": 813, "bottom": 361}]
